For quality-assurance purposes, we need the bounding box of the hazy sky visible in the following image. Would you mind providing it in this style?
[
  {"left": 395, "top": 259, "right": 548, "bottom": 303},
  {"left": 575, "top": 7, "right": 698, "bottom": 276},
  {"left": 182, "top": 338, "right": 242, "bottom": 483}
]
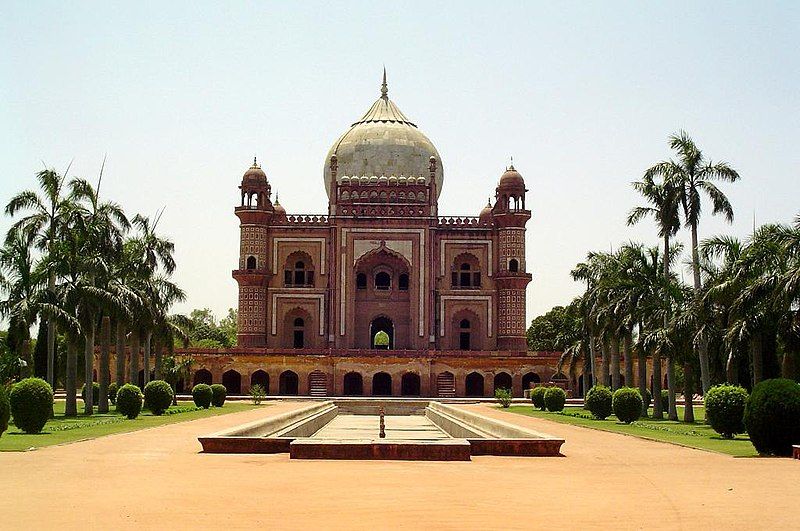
[{"left": 1, "top": 1, "right": 798, "bottom": 326}]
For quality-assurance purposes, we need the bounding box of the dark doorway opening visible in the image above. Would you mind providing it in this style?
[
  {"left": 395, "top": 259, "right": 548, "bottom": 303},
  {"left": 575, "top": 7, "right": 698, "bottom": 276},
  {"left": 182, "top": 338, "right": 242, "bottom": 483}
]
[
  {"left": 223, "top": 370, "right": 242, "bottom": 394},
  {"left": 194, "top": 369, "right": 212, "bottom": 386},
  {"left": 343, "top": 372, "right": 363, "bottom": 396},
  {"left": 372, "top": 372, "right": 392, "bottom": 396},
  {"left": 279, "top": 371, "right": 299, "bottom": 395},
  {"left": 401, "top": 373, "right": 421, "bottom": 396},
  {"left": 250, "top": 370, "right": 269, "bottom": 393},
  {"left": 465, "top": 372, "right": 484, "bottom": 397},
  {"left": 493, "top": 372, "right": 512, "bottom": 393}
]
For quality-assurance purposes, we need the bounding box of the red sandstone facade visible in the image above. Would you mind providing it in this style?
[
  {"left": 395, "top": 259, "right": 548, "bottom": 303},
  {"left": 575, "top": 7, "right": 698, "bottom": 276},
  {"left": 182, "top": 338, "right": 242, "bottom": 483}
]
[{"left": 182, "top": 75, "right": 559, "bottom": 398}]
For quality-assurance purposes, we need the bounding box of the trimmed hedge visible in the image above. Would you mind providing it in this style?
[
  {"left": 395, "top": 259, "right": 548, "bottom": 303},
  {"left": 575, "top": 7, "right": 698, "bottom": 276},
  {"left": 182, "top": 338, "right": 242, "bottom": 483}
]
[
  {"left": 613, "top": 387, "right": 643, "bottom": 424},
  {"left": 116, "top": 384, "right": 143, "bottom": 419},
  {"left": 585, "top": 385, "right": 613, "bottom": 420},
  {"left": 530, "top": 386, "right": 547, "bottom": 410},
  {"left": 9, "top": 378, "right": 53, "bottom": 433},
  {"left": 0, "top": 384, "right": 10, "bottom": 437},
  {"left": 495, "top": 388, "right": 512, "bottom": 408},
  {"left": 211, "top": 384, "right": 227, "bottom": 407},
  {"left": 80, "top": 382, "right": 100, "bottom": 405},
  {"left": 744, "top": 378, "right": 800, "bottom": 456},
  {"left": 704, "top": 384, "right": 748, "bottom": 439},
  {"left": 544, "top": 387, "right": 566, "bottom": 412},
  {"left": 108, "top": 382, "right": 119, "bottom": 405},
  {"left": 192, "top": 384, "right": 213, "bottom": 409},
  {"left": 144, "top": 380, "right": 174, "bottom": 415}
]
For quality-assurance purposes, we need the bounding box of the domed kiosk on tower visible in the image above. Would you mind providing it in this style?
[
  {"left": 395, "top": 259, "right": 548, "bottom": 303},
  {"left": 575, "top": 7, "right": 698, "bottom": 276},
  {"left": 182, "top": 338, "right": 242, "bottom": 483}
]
[{"left": 181, "top": 71, "right": 558, "bottom": 401}]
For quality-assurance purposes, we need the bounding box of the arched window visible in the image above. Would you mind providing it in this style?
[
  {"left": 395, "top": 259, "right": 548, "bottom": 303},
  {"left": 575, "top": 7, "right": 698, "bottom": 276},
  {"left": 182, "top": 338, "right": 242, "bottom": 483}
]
[
  {"left": 398, "top": 273, "right": 409, "bottom": 291},
  {"left": 375, "top": 271, "right": 391, "bottom": 290},
  {"left": 284, "top": 258, "right": 314, "bottom": 287},
  {"left": 245, "top": 256, "right": 257, "bottom": 270},
  {"left": 459, "top": 319, "right": 471, "bottom": 350},
  {"left": 356, "top": 272, "right": 367, "bottom": 290},
  {"left": 509, "top": 258, "right": 519, "bottom": 272},
  {"left": 452, "top": 258, "right": 481, "bottom": 289},
  {"left": 293, "top": 317, "right": 304, "bottom": 348}
]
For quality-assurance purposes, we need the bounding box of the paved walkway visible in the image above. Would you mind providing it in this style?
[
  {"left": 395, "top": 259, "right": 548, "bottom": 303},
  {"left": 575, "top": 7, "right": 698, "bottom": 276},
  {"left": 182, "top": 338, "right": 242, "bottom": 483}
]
[
  {"left": 2, "top": 401, "right": 799, "bottom": 530},
  {"left": 313, "top": 414, "right": 449, "bottom": 440}
]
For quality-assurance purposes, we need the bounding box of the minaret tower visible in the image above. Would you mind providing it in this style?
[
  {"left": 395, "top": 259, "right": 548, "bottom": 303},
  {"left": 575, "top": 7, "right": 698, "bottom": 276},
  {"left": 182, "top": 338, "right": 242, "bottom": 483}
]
[
  {"left": 232, "top": 158, "right": 273, "bottom": 347},
  {"left": 492, "top": 164, "right": 532, "bottom": 351}
]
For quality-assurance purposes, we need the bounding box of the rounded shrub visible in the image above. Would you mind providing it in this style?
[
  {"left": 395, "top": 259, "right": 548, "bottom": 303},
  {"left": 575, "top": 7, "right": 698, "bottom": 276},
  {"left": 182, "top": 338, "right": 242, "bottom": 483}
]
[
  {"left": 211, "top": 384, "right": 227, "bottom": 407},
  {"left": 9, "top": 378, "right": 53, "bottom": 434},
  {"left": 704, "top": 384, "right": 748, "bottom": 439},
  {"left": 116, "top": 384, "right": 143, "bottom": 419},
  {"left": 192, "top": 383, "right": 213, "bottom": 409},
  {"left": 144, "top": 380, "right": 174, "bottom": 415},
  {"left": 544, "top": 386, "right": 566, "bottom": 412},
  {"left": 744, "top": 378, "right": 800, "bottom": 456},
  {"left": 585, "top": 385, "right": 613, "bottom": 420},
  {"left": 80, "top": 381, "right": 100, "bottom": 405},
  {"left": 530, "top": 386, "right": 547, "bottom": 410},
  {"left": 108, "top": 382, "right": 119, "bottom": 404},
  {"left": 0, "top": 384, "right": 10, "bottom": 437},
  {"left": 613, "top": 387, "right": 643, "bottom": 424}
]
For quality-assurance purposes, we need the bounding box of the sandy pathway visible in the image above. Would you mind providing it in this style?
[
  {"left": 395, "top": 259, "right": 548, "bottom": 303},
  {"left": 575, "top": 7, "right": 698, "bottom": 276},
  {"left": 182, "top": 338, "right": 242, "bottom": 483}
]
[{"left": 2, "top": 401, "right": 798, "bottom": 530}]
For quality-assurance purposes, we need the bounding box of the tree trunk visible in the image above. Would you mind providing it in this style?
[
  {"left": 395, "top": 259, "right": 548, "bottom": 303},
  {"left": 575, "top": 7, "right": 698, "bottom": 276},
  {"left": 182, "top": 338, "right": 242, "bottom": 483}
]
[
  {"left": 65, "top": 341, "right": 77, "bottom": 417},
  {"left": 683, "top": 360, "right": 695, "bottom": 423},
  {"left": 781, "top": 351, "right": 795, "bottom": 380},
  {"left": 588, "top": 334, "right": 597, "bottom": 389},
  {"left": 726, "top": 349, "right": 738, "bottom": 384},
  {"left": 46, "top": 271, "right": 56, "bottom": 388},
  {"left": 623, "top": 332, "right": 633, "bottom": 389},
  {"left": 129, "top": 331, "right": 140, "bottom": 386},
  {"left": 115, "top": 320, "right": 126, "bottom": 385},
  {"left": 638, "top": 346, "right": 648, "bottom": 417},
  {"left": 751, "top": 335, "right": 763, "bottom": 386},
  {"left": 653, "top": 349, "right": 663, "bottom": 418},
  {"left": 610, "top": 336, "right": 620, "bottom": 390},
  {"left": 690, "top": 222, "right": 711, "bottom": 394},
  {"left": 83, "top": 318, "right": 95, "bottom": 415},
  {"left": 20, "top": 339, "right": 32, "bottom": 378},
  {"left": 600, "top": 340, "right": 610, "bottom": 387},
  {"left": 98, "top": 316, "right": 111, "bottom": 413},
  {"left": 666, "top": 355, "right": 678, "bottom": 421},
  {"left": 154, "top": 337, "right": 163, "bottom": 380},
  {"left": 143, "top": 331, "right": 152, "bottom": 387}
]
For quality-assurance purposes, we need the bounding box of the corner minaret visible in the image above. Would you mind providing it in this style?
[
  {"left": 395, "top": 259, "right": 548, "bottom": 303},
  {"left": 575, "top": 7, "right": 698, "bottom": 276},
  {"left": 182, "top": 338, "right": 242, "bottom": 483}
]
[
  {"left": 493, "top": 164, "right": 532, "bottom": 351},
  {"left": 233, "top": 158, "right": 273, "bottom": 347}
]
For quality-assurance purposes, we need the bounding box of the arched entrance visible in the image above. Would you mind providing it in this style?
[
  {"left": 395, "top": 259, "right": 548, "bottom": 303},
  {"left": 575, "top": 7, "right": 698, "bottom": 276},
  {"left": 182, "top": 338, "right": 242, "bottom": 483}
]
[
  {"left": 372, "top": 372, "right": 392, "bottom": 396},
  {"left": 308, "top": 370, "right": 328, "bottom": 397},
  {"left": 437, "top": 372, "right": 456, "bottom": 398},
  {"left": 465, "top": 372, "right": 484, "bottom": 397},
  {"left": 370, "top": 316, "right": 394, "bottom": 349},
  {"left": 193, "top": 369, "right": 212, "bottom": 386},
  {"left": 279, "top": 370, "right": 299, "bottom": 395},
  {"left": 493, "top": 372, "right": 512, "bottom": 393},
  {"left": 343, "top": 372, "right": 363, "bottom": 396},
  {"left": 401, "top": 373, "right": 421, "bottom": 396},
  {"left": 522, "top": 372, "right": 540, "bottom": 391},
  {"left": 250, "top": 370, "right": 269, "bottom": 393},
  {"left": 222, "top": 370, "right": 242, "bottom": 394}
]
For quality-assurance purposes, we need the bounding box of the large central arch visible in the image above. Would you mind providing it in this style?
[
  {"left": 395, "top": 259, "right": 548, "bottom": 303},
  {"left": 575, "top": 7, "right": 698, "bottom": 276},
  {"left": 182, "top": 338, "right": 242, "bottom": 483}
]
[{"left": 370, "top": 316, "right": 394, "bottom": 349}]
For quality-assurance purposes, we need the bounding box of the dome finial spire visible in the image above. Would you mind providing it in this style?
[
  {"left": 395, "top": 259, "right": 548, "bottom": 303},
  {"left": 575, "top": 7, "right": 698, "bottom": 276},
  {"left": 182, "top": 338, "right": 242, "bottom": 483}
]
[{"left": 381, "top": 66, "right": 388, "bottom": 100}]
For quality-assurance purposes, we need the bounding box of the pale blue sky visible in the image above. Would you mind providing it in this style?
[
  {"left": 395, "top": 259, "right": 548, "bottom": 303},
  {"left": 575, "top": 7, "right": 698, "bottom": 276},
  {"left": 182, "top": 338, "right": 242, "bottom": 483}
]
[{"left": 1, "top": 1, "right": 798, "bottom": 324}]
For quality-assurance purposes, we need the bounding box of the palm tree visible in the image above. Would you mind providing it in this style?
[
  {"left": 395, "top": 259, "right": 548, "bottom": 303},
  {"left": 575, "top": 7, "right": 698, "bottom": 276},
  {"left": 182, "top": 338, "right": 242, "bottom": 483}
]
[
  {"left": 653, "top": 131, "right": 741, "bottom": 393},
  {"left": 5, "top": 167, "right": 74, "bottom": 388},
  {"left": 628, "top": 174, "right": 681, "bottom": 419},
  {"left": 0, "top": 231, "right": 46, "bottom": 378}
]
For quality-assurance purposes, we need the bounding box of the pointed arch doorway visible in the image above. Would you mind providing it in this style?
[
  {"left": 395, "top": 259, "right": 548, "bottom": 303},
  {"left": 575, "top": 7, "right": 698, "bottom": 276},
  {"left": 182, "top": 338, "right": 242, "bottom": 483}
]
[{"left": 370, "top": 316, "right": 394, "bottom": 349}]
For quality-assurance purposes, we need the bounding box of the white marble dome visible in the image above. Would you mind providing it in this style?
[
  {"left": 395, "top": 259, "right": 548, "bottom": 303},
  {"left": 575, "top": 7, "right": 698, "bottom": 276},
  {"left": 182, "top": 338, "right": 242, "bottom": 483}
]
[{"left": 325, "top": 72, "right": 443, "bottom": 199}]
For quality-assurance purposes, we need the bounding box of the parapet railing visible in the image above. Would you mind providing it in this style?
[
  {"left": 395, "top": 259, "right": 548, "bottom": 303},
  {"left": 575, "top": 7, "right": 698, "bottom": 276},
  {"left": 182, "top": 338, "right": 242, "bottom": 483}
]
[
  {"left": 283, "top": 214, "right": 329, "bottom": 224},
  {"left": 437, "top": 216, "right": 488, "bottom": 227}
]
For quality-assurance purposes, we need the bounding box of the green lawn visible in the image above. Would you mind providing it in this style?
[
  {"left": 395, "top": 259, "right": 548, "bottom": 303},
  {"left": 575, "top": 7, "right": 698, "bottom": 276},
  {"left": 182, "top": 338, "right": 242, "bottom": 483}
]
[
  {"left": 502, "top": 405, "right": 757, "bottom": 457},
  {"left": 0, "top": 400, "right": 262, "bottom": 452}
]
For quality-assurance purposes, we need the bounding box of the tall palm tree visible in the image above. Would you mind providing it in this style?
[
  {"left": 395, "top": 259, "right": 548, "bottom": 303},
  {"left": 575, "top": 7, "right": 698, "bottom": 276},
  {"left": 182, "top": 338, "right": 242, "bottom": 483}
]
[
  {"left": 0, "top": 231, "right": 46, "bottom": 378},
  {"left": 628, "top": 174, "right": 681, "bottom": 419},
  {"left": 654, "top": 131, "right": 741, "bottom": 393},
  {"left": 5, "top": 167, "right": 74, "bottom": 388}
]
